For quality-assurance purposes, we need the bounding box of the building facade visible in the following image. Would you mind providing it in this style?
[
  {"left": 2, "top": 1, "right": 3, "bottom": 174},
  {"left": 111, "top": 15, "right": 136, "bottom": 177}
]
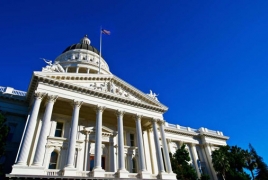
[{"left": 1, "top": 36, "right": 229, "bottom": 179}]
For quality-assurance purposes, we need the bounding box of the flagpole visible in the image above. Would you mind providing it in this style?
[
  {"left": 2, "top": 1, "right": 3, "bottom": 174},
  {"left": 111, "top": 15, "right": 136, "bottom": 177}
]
[{"left": 99, "top": 26, "right": 102, "bottom": 74}]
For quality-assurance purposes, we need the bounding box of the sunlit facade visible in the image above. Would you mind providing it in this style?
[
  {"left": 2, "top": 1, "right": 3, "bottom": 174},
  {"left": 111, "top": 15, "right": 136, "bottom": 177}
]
[{"left": 1, "top": 36, "right": 229, "bottom": 179}]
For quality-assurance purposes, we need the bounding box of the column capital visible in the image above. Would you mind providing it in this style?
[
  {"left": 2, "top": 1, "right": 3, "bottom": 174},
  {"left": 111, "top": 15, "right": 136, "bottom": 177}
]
[
  {"left": 46, "top": 94, "right": 58, "bottom": 103},
  {"left": 167, "top": 138, "right": 172, "bottom": 143},
  {"left": 132, "top": 114, "right": 143, "bottom": 121},
  {"left": 151, "top": 117, "right": 159, "bottom": 123},
  {"left": 158, "top": 120, "right": 165, "bottom": 125},
  {"left": 72, "top": 100, "right": 83, "bottom": 108},
  {"left": 189, "top": 143, "right": 196, "bottom": 147},
  {"left": 115, "top": 110, "right": 125, "bottom": 117},
  {"left": 94, "top": 105, "right": 106, "bottom": 113},
  {"left": 34, "top": 91, "right": 46, "bottom": 100}
]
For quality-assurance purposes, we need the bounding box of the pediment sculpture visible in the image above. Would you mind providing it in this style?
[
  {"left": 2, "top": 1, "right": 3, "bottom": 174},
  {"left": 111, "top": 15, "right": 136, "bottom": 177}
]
[{"left": 41, "top": 58, "right": 65, "bottom": 73}]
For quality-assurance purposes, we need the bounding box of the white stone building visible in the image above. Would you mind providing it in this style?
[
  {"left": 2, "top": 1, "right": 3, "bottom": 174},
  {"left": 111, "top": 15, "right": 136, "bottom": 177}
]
[{"left": 1, "top": 35, "right": 229, "bottom": 180}]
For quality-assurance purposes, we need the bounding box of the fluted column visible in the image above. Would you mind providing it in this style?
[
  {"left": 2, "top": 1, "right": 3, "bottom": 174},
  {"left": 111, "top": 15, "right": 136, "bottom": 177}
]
[
  {"left": 83, "top": 133, "right": 89, "bottom": 171},
  {"left": 159, "top": 121, "right": 173, "bottom": 173},
  {"left": 65, "top": 100, "right": 83, "bottom": 168},
  {"left": 151, "top": 118, "right": 165, "bottom": 173},
  {"left": 134, "top": 115, "right": 151, "bottom": 178},
  {"left": 32, "top": 95, "right": 58, "bottom": 166},
  {"left": 189, "top": 144, "right": 201, "bottom": 178},
  {"left": 115, "top": 110, "right": 129, "bottom": 178},
  {"left": 116, "top": 110, "right": 126, "bottom": 171},
  {"left": 16, "top": 92, "right": 46, "bottom": 165},
  {"left": 92, "top": 105, "right": 105, "bottom": 177},
  {"left": 134, "top": 115, "right": 147, "bottom": 171}
]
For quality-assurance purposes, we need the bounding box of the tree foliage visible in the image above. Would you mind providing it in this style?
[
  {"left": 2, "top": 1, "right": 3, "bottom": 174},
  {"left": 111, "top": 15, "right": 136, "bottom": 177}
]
[
  {"left": 248, "top": 144, "right": 268, "bottom": 180},
  {"left": 169, "top": 144, "right": 198, "bottom": 180},
  {"left": 0, "top": 111, "right": 9, "bottom": 176},
  {"left": 212, "top": 144, "right": 268, "bottom": 180}
]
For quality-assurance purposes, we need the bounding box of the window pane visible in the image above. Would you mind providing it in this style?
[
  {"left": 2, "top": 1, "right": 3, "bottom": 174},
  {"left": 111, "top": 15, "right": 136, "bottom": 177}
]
[
  {"left": 7, "top": 123, "right": 17, "bottom": 141},
  {"left": 130, "top": 134, "right": 134, "bottom": 146},
  {"left": 54, "top": 122, "right": 63, "bottom": 137},
  {"left": 49, "top": 152, "right": 58, "bottom": 169}
]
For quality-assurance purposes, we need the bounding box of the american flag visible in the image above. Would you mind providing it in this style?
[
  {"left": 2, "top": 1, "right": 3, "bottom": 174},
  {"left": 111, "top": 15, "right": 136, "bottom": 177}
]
[{"left": 101, "top": 29, "right": 111, "bottom": 35}]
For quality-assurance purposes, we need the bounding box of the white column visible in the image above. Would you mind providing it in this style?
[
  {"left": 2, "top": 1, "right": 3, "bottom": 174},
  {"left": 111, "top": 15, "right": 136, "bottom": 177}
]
[
  {"left": 151, "top": 119, "right": 165, "bottom": 173},
  {"left": 143, "top": 129, "right": 152, "bottom": 173},
  {"left": 83, "top": 133, "right": 89, "bottom": 171},
  {"left": 159, "top": 121, "right": 173, "bottom": 173},
  {"left": 32, "top": 95, "right": 58, "bottom": 166},
  {"left": 92, "top": 105, "right": 105, "bottom": 177},
  {"left": 203, "top": 143, "right": 217, "bottom": 180},
  {"left": 76, "top": 67, "right": 79, "bottom": 73},
  {"left": 65, "top": 67, "right": 69, "bottom": 73},
  {"left": 109, "top": 136, "right": 116, "bottom": 172},
  {"left": 148, "top": 129, "right": 158, "bottom": 174},
  {"left": 87, "top": 68, "right": 90, "bottom": 74},
  {"left": 134, "top": 115, "right": 150, "bottom": 178},
  {"left": 16, "top": 92, "right": 46, "bottom": 166},
  {"left": 65, "top": 100, "right": 83, "bottom": 168},
  {"left": 115, "top": 110, "right": 129, "bottom": 178},
  {"left": 189, "top": 144, "right": 201, "bottom": 178}
]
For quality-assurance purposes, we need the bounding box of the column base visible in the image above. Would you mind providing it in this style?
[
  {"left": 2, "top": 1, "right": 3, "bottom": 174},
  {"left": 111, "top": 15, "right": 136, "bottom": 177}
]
[
  {"left": 116, "top": 169, "right": 129, "bottom": 178},
  {"left": 63, "top": 167, "right": 77, "bottom": 176},
  {"left": 11, "top": 165, "right": 45, "bottom": 175},
  {"left": 138, "top": 171, "right": 151, "bottom": 179},
  {"left": 91, "top": 167, "right": 105, "bottom": 177},
  {"left": 158, "top": 172, "right": 177, "bottom": 179}
]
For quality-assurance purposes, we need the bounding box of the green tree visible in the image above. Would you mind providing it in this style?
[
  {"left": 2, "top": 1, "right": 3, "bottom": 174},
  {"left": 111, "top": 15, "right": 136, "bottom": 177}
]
[
  {"left": 0, "top": 111, "right": 9, "bottom": 176},
  {"left": 212, "top": 145, "right": 251, "bottom": 180},
  {"left": 244, "top": 149, "right": 257, "bottom": 179},
  {"left": 211, "top": 145, "right": 230, "bottom": 180},
  {"left": 169, "top": 144, "right": 198, "bottom": 180},
  {"left": 249, "top": 144, "right": 268, "bottom": 180}
]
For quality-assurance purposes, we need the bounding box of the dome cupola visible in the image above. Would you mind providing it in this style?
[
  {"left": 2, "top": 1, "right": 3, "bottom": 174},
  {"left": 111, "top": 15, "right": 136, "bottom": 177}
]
[
  {"left": 80, "top": 35, "right": 90, "bottom": 45},
  {"left": 54, "top": 35, "right": 110, "bottom": 74}
]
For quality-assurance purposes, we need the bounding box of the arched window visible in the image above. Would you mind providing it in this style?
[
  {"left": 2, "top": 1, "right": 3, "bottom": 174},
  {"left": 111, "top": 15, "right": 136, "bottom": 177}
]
[
  {"left": 132, "top": 158, "right": 137, "bottom": 173},
  {"left": 49, "top": 151, "right": 58, "bottom": 169}
]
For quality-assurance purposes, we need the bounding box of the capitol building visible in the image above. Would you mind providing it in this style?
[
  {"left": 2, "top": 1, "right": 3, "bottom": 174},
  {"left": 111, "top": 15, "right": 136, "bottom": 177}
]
[{"left": 1, "top": 35, "right": 228, "bottom": 180}]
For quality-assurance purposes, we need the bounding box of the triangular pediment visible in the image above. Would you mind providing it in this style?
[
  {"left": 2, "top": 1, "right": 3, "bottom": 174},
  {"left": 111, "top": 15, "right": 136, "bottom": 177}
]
[{"left": 29, "top": 72, "right": 168, "bottom": 112}]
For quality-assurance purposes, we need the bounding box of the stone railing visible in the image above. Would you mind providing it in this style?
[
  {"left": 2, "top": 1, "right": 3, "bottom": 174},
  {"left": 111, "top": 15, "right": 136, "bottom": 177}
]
[
  {"left": 45, "top": 169, "right": 63, "bottom": 176},
  {"left": 0, "top": 86, "right": 27, "bottom": 97},
  {"left": 166, "top": 122, "right": 198, "bottom": 133},
  {"left": 165, "top": 122, "right": 223, "bottom": 136}
]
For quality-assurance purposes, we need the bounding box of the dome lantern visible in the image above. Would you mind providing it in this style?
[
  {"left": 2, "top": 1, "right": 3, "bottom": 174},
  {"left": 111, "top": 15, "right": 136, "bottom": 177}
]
[{"left": 80, "top": 35, "right": 91, "bottom": 45}]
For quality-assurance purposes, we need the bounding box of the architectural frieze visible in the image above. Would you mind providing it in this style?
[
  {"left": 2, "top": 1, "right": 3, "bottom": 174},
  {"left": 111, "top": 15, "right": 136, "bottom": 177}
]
[
  {"left": 27, "top": 74, "right": 166, "bottom": 113},
  {"left": 32, "top": 72, "right": 167, "bottom": 109}
]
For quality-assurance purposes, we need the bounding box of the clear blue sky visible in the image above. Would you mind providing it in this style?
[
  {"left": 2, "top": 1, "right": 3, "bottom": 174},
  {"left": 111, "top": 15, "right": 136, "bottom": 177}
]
[{"left": 1, "top": 1, "right": 268, "bottom": 163}]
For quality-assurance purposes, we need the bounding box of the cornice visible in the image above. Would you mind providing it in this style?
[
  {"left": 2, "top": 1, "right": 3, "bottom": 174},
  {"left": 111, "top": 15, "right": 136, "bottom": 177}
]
[
  {"left": 165, "top": 127, "right": 229, "bottom": 141},
  {"left": 201, "top": 133, "right": 229, "bottom": 140},
  {"left": 0, "top": 93, "right": 27, "bottom": 103},
  {"left": 165, "top": 127, "right": 198, "bottom": 137},
  {"left": 27, "top": 72, "right": 167, "bottom": 113}
]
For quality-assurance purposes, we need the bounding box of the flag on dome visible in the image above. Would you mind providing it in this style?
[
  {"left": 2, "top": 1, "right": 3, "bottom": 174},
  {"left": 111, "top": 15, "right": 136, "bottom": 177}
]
[{"left": 101, "top": 29, "right": 111, "bottom": 35}]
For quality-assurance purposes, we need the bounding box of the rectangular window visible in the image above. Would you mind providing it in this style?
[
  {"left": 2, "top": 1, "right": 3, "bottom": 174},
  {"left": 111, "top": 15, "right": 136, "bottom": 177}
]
[
  {"left": 54, "top": 122, "right": 63, "bottom": 137},
  {"left": 130, "top": 133, "right": 135, "bottom": 146},
  {"left": 7, "top": 123, "right": 17, "bottom": 141}
]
